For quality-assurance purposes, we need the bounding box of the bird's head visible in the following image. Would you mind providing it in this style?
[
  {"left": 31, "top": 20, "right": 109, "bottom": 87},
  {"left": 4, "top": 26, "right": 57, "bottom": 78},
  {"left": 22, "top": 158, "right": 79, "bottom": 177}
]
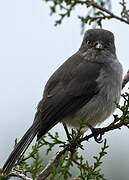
[{"left": 80, "top": 29, "right": 116, "bottom": 56}]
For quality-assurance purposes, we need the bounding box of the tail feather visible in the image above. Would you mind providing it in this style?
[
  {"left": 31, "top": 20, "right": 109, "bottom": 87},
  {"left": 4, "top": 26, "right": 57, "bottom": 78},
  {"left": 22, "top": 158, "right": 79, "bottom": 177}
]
[{"left": 2, "top": 122, "right": 39, "bottom": 174}]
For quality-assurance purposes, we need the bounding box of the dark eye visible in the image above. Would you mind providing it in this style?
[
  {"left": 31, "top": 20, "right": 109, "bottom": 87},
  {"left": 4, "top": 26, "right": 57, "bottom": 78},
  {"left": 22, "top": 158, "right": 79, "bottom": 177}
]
[
  {"left": 107, "top": 41, "right": 111, "bottom": 46},
  {"left": 86, "top": 40, "right": 91, "bottom": 45}
]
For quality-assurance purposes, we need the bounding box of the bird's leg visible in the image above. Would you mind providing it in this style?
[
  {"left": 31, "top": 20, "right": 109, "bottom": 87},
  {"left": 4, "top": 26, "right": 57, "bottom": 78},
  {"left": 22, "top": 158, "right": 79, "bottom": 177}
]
[
  {"left": 86, "top": 123, "right": 104, "bottom": 143},
  {"left": 63, "top": 122, "right": 71, "bottom": 141}
]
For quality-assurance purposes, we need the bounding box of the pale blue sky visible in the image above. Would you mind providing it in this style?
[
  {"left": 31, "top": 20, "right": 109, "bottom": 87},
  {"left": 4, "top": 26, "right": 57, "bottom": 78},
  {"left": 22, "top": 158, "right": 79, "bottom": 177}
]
[{"left": 0, "top": 0, "right": 129, "bottom": 179}]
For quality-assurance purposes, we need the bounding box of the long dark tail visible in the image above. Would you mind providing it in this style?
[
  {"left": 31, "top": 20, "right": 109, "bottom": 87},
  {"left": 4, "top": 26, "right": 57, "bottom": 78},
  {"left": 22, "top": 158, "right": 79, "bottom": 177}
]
[{"left": 2, "top": 121, "right": 40, "bottom": 174}]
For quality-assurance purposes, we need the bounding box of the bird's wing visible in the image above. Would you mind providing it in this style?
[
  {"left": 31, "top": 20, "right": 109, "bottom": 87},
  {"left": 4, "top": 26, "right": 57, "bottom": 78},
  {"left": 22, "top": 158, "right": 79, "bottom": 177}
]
[{"left": 36, "top": 52, "right": 102, "bottom": 139}]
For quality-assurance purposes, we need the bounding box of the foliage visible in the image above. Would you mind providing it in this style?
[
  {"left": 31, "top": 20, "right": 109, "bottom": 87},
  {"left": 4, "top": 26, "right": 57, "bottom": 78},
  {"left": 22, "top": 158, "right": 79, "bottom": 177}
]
[
  {"left": 77, "top": 139, "right": 108, "bottom": 180},
  {"left": 1, "top": 127, "right": 109, "bottom": 180},
  {"left": 1, "top": 92, "right": 129, "bottom": 179},
  {"left": 0, "top": 0, "right": 129, "bottom": 179},
  {"left": 43, "top": 0, "right": 129, "bottom": 33}
]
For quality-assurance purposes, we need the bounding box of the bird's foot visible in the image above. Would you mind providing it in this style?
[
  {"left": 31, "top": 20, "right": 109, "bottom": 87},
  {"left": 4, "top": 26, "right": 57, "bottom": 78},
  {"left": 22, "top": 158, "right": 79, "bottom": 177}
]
[
  {"left": 86, "top": 123, "right": 104, "bottom": 143},
  {"left": 63, "top": 122, "right": 71, "bottom": 141}
]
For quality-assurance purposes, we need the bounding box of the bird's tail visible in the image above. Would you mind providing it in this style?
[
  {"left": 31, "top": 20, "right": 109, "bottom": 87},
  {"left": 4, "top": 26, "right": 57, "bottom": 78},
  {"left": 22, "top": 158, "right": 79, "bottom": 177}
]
[{"left": 2, "top": 121, "right": 40, "bottom": 174}]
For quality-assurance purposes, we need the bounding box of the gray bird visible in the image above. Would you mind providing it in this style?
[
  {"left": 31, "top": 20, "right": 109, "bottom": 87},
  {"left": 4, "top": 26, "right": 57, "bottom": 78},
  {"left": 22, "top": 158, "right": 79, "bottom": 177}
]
[{"left": 3, "top": 29, "right": 123, "bottom": 174}]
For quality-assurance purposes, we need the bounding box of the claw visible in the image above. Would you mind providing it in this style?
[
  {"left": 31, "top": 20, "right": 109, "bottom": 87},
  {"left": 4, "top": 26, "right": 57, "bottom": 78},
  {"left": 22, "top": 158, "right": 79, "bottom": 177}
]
[
  {"left": 63, "top": 122, "right": 71, "bottom": 141},
  {"left": 92, "top": 128, "right": 103, "bottom": 143},
  {"left": 86, "top": 123, "right": 104, "bottom": 143}
]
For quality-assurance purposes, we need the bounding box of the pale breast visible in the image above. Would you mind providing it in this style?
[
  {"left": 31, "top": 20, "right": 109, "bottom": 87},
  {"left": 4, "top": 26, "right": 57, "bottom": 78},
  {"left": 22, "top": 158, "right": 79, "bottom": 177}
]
[{"left": 63, "top": 59, "right": 123, "bottom": 130}]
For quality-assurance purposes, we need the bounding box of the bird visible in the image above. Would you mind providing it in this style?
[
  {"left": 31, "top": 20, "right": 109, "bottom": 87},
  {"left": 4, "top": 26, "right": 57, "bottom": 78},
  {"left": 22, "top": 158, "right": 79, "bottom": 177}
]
[{"left": 2, "top": 29, "right": 123, "bottom": 174}]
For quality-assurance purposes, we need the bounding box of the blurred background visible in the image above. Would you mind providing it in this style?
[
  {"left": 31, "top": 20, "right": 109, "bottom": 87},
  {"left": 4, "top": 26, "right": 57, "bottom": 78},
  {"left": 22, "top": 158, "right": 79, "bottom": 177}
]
[{"left": 0, "top": 0, "right": 129, "bottom": 179}]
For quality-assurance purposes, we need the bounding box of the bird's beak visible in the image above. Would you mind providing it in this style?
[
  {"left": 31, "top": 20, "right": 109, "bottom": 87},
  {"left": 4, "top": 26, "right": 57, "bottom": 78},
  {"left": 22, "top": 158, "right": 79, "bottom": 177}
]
[{"left": 94, "top": 42, "right": 103, "bottom": 49}]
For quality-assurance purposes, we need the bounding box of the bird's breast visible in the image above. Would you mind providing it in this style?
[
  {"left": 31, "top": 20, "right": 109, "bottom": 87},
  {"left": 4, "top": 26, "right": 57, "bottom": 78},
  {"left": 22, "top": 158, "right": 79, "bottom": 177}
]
[{"left": 63, "top": 59, "right": 123, "bottom": 130}]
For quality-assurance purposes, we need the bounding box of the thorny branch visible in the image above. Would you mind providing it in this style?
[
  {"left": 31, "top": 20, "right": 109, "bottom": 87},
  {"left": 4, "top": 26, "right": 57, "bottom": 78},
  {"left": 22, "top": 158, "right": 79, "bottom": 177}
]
[
  {"left": 35, "top": 70, "right": 129, "bottom": 180},
  {"left": 8, "top": 171, "right": 32, "bottom": 180},
  {"left": 1, "top": 0, "right": 129, "bottom": 179},
  {"left": 36, "top": 149, "right": 67, "bottom": 180},
  {"left": 35, "top": 118, "right": 129, "bottom": 180},
  {"left": 122, "top": 70, "right": 129, "bottom": 88},
  {"left": 44, "top": 0, "right": 129, "bottom": 29},
  {"left": 2, "top": 70, "right": 129, "bottom": 180},
  {"left": 86, "top": 1, "right": 129, "bottom": 25}
]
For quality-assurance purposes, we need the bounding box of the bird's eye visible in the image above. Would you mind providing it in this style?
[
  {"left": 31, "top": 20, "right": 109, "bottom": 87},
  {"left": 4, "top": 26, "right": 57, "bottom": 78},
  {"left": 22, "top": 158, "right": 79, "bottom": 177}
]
[
  {"left": 86, "top": 40, "right": 91, "bottom": 45},
  {"left": 107, "top": 41, "right": 111, "bottom": 46}
]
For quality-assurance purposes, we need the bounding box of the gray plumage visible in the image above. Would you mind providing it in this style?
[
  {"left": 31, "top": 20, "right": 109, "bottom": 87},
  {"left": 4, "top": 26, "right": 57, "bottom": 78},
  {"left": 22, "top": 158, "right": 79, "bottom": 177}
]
[{"left": 3, "top": 29, "right": 123, "bottom": 174}]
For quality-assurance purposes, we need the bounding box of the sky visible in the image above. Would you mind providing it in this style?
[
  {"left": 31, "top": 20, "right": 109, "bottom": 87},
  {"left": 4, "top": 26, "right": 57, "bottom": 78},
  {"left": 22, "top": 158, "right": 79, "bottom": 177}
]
[{"left": 0, "top": 0, "right": 129, "bottom": 179}]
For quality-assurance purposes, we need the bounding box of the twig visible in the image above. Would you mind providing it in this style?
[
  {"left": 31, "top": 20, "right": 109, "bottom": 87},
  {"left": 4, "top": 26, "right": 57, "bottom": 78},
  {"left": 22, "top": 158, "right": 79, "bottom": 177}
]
[
  {"left": 122, "top": 70, "right": 129, "bottom": 89},
  {"left": 71, "top": 157, "right": 88, "bottom": 170},
  {"left": 80, "top": 120, "right": 129, "bottom": 143},
  {"left": 8, "top": 171, "right": 32, "bottom": 180},
  {"left": 36, "top": 70, "right": 129, "bottom": 179},
  {"left": 72, "top": 175, "right": 80, "bottom": 180},
  {"left": 5, "top": 71, "right": 129, "bottom": 180},
  {"left": 86, "top": 1, "right": 129, "bottom": 25},
  {"left": 36, "top": 148, "right": 68, "bottom": 180},
  {"left": 37, "top": 120, "right": 129, "bottom": 180}
]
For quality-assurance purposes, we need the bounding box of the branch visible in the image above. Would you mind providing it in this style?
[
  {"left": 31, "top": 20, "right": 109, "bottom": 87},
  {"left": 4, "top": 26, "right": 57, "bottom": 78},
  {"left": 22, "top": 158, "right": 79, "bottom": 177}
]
[
  {"left": 37, "top": 120, "right": 129, "bottom": 180},
  {"left": 87, "top": 1, "right": 129, "bottom": 25},
  {"left": 36, "top": 148, "right": 68, "bottom": 180},
  {"left": 8, "top": 171, "right": 32, "bottom": 180},
  {"left": 80, "top": 120, "right": 129, "bottom": 143},
  {"left": 122, "top": 70, "right": 129, "bottom": 89},
  {"left": 36, "top": 69, "right": 129, "bottom": 179},
  {"left": 71, "top": 157, "right": 88, "bottom": 170},
  {"left": 3, "top": 71, "right": 129, "bottom": 180}
]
